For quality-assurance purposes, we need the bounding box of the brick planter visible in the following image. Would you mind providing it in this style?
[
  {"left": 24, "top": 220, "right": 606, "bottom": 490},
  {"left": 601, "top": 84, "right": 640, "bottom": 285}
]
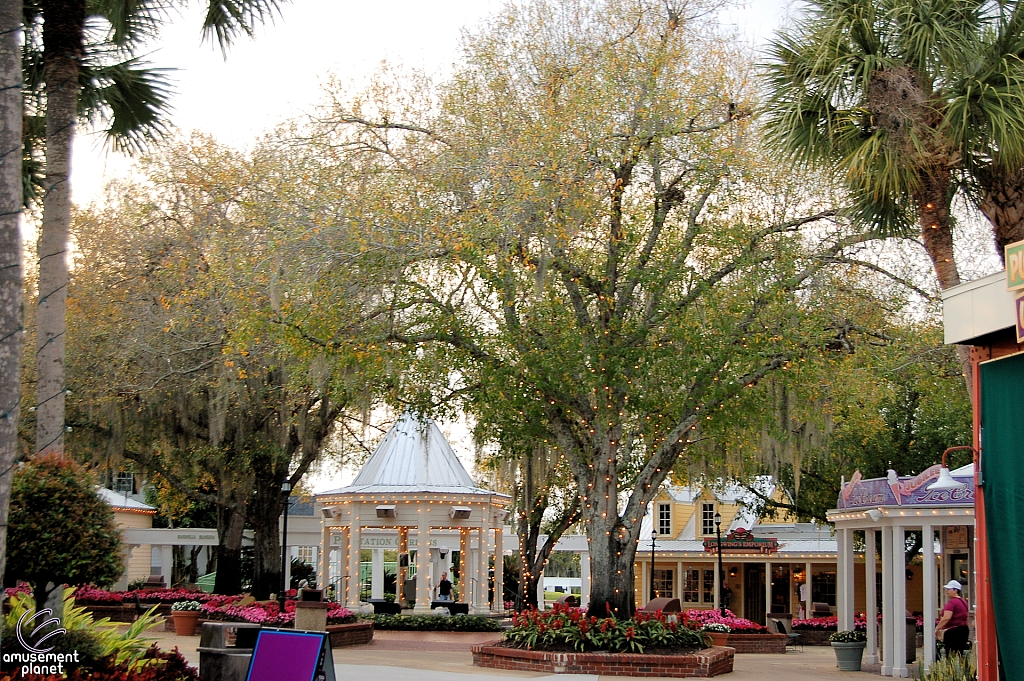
[
  {"left": 80, "top": 604, "right": 138, "bottom": 623},
  {"left": 791, "top": 629, "right": 832, "bottom": 646},
  {"left": 326, "top": 621, "right": 374, "bottom": 647},
  {"left": 722, "top": 633, "right": 788, "bottom": 654},
  {"left": 472, "top": 644, "right": 734, "bottom": 677}
]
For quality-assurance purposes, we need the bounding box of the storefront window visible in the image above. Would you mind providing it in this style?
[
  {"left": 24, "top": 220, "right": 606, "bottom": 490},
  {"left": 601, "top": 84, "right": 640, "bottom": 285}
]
[
  {"left": 812, "top": 571, "right": 837, "bottom": 606},
  {"left": 682, "top": 568, "right": 700, "bottom": 602},
  {"left": 653, "top": 569, "right": 674, "bottom": 598},
  {"left": 702, "top": 569, "right": 715, "bottom": 603}
]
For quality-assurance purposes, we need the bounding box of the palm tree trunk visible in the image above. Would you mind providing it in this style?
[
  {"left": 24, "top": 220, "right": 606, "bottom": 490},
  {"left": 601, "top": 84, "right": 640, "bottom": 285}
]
[
  {"left": 978, "top": 168, "right": 1024, "bottom": 261},
  {"left": 0, "top": 0, "right": 24, "bottom": 603},
  {"left": 37, "top": 0, "right": 86, "bottom": 455},
  {"left": 916, "top": 171, "right": 972, "bottom": 394}
]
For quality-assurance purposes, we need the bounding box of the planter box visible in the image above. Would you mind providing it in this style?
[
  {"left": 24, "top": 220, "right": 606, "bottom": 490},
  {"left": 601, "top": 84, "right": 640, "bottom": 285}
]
[
  {"left": 472, "top": 644, "right": 734, "bottom": 678},
  {"left": 791, "top": 629, "right": 833, "bottom": 646},
  {"left": 326, "top": 621, "right": 374, "bottom": 647},
  {"left": 722, "top": 633, "right": 788, "bottom": 654},
  {"left": 80, "top": 604, "right": 137, "bottom": 623}
]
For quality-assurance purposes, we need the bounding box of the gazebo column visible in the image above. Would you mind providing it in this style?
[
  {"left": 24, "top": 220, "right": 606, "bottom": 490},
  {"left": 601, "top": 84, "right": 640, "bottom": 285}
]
[
  {"left": 922, "top": 523, "right": 936, "bottom": 672},
  {"left": 837, "top": 528, "right": 854, "bottom": 631},
  {"left": 866, "top": 528, "right": 878, "bottom": 664},
  {"left": 347, "top": 522, "right": 362, "bottom": 608},
  {"left": 473, "top": 527, "right": 489, "bottom": 613},
  {"left": 371, "top": 548, "right": 384, "bottom": 600},
  {"left": 891, "top": 524, "right": 907, "bottom": 677},
  {"left": 580, "top": 552, "right": 591, "bottom": 607},
  {"left": 494, "top": 526, "right": 504, "bottom": 612},
  {"left": 319, "top": 526, "right": 331, "bottom": 598},
  {"left": 398, "top": 527, "right": 409, "bottom": 606},
  {"left": 458, "top": 528, "right": 468, "bottom": 603},
  {"left": 414, "top": 520, "right": 431, "bottom": 612},
  {"left": 881, "top": 524, "right": 894, "bottom": 676}
]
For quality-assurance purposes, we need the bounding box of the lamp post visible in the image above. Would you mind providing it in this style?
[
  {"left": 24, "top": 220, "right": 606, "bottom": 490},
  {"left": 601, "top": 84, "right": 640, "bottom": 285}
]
[
  {"left": 650, "top": 530, "right": 657, "bottom": 602},
  {"left": 279, "top": 480, "right": 292, "bottom": 612},
  {"left": 714, "top": 511, "right": 725, "bottom": 617}
]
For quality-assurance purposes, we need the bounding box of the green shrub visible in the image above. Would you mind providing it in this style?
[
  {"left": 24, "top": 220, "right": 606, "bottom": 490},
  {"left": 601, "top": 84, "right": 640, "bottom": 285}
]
[
  {"left": 366, "top": 614, "right": 501, "bottom": 632},
  {"left": 915, "top": 653, "right": 976, "bottom": 681},
  {"left": 6, "top": 454, "right": 123, "bottom": 608}
]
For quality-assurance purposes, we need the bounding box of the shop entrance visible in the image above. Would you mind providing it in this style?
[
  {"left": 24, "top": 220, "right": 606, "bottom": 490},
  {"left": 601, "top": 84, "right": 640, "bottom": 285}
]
[
  {"left": 744, "top": 563, "right": 766, "bottom": 625},
  {"left": 770, "top": 564, "right": 790, "bottom": 614}
]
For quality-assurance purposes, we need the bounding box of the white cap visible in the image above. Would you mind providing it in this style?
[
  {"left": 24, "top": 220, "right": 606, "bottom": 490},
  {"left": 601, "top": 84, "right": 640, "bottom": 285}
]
[{"left": 944, "top": 580, "right": 962, "bottom": 590}]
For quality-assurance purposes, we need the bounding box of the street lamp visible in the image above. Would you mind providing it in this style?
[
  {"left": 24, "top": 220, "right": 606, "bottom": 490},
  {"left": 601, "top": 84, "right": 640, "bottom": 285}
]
[
  {"left": 279, "top": 480, "right": 293, "bottom": 612},
  {"left": 714, "top": 511, "right": 725, "bottom": 617},
  {"left": 650, "top": 529, "right": 657, "bottom": 602}
]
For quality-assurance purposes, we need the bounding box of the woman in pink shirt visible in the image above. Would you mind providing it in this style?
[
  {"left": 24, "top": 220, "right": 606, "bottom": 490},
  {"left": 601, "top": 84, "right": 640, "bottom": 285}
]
[{"left": 935, "top": 580, "right": 970, "bottom": 656}]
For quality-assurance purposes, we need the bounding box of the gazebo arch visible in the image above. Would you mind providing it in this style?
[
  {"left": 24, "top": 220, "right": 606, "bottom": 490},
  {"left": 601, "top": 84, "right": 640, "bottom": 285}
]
[{"left": 316, "top": 413, "right": 510, "bottom": 613}]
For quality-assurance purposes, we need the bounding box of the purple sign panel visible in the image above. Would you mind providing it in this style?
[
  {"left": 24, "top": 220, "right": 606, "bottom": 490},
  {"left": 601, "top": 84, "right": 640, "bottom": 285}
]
[
  {"left": 1016, "top": 292, "right": 1024, "bottom": 343},
  {"left": 837, "top": 465, "right": 974, "bottom": 509}
]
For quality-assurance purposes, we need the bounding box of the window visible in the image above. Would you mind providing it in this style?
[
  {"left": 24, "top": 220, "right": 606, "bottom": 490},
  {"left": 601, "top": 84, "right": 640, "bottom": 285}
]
[
  {"left": 701, "top": 502, "right": 717, "bottom": 536},
  {"left": 682, "top": 568, "right": 700, "bottom": 602},
  {"left": 657, "top": 503, "right": 672, "bottom": 536},
  {"left": 653, "top": 569, "right": 673, "bottom": 598},
  {"left": 702, "top": 569, "right": 715, "bottom": 603},
  {"left": 113, "top": 471, "right": 134, "bottom": 494},
  {"left": 812, "top": 571, "right": 837, "bottom": 607},
  {"left": 297, "top": 546, "right": 315, "bottom": 565}
]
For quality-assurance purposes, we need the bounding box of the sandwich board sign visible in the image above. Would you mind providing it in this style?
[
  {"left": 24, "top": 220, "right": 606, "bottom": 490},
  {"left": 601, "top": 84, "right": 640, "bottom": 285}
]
[{"left": 245, "top": 629, "right": 336, "bottom": 681}]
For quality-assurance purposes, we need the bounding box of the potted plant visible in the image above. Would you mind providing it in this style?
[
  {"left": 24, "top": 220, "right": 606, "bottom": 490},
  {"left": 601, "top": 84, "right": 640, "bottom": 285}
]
[
  {"left": 702, "top": 623, "right": 731, "bottom": 647},
  {"left": 170, "top": 600, "right": 203, "bottom": 636},
  {"left": 830, "top": 630, "right": 867, "bottom": 671}
]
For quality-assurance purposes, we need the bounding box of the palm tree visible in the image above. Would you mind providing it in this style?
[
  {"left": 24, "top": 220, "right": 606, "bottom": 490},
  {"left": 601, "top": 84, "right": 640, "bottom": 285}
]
[
  {"left": 27, "top": 0, "right": 286, "bottom": 455},
  {"left": 0, "top": 0, "right": 24, "bottom": 591},
  {"left": 763, "top": 0, "right": 1024, "bottom": 283}
]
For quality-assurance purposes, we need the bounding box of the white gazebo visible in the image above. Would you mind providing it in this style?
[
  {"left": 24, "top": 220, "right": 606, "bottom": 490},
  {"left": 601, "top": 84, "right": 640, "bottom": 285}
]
[
  {"left": 828, "top": 462, "right": 975, "bottom": 677},
  {"left": 316, "top": 413, "right": 510, "bottom": 613}
]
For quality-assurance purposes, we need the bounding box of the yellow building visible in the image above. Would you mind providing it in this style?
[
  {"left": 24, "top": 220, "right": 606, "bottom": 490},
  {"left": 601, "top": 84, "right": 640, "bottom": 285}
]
[
  {"left": 633, "top": 478, "right": 837, "bottom": 625},
  {"left": 97, "top": 487, "right": 157, "bottom": 590}
]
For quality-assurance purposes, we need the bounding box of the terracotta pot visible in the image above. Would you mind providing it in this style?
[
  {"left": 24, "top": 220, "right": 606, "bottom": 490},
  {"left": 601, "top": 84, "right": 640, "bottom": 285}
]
[
  {"left": 707, "top": 631, "right": 729, "bottom": 647},
  {"left": 171, "top": 610, "right": 201, "bottom": 636}
]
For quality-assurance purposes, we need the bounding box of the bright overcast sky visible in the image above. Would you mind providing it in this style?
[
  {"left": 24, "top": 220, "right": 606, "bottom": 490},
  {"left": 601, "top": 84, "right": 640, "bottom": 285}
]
[{"left": 70, "top": 0, "right": 795, "bottom": 205}]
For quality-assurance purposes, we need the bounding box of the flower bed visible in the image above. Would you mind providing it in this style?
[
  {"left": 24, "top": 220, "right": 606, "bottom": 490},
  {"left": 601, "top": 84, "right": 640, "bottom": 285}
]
[
  {"left": 72, "top": 585, "right": 251, "bottom": 606},
  {"left": 683, "top": 609, "right": 768, "bottom": 634},
  {"left": 503, "top": 604, "right": 707, "bottom": 653},
  {"left": 472, "top": 643, "right": 734, "bottom": 678},
  {"left": 366, "top": 614, "right": 501, "bottom": 632},
  {"left": 200, "top": 599, "right": 354, "bottom": 627},
  {"left": 792, "top": 614, "right": 923, "bottom": 633}
]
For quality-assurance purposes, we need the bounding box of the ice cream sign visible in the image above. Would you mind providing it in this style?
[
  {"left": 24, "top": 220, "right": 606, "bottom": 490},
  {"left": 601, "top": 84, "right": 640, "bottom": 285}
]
[{"left": 837, "top": 465, "right": 974, "bottom": 509}]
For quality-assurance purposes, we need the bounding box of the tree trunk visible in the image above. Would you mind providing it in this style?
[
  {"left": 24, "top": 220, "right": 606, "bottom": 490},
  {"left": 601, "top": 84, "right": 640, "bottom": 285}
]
[
  {"left": 37, "top": 0, "right": 86, "bottom": 455},
  {"left": 915, "top": 172, "right": 972, "bottom": 395},
  {"left": 249, "top": 479, "right": 283, "bottom": 600},
  {"left": 978, "top": 167, "right": 1024, "bottom": 260},
  {"left": 214, "top": 504, "right": 245, "bottom": 595},
  {"left": 584, "top": 511, "right": 640, "bottom": 618},
  {"left": 0, "top": 0, "right": 23, "bottom": 608}
]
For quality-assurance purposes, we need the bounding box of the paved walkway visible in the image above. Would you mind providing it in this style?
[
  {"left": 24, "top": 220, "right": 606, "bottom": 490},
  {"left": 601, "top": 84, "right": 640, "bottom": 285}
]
[{"left": 146, "top": 629, "right": 888, "bottom": 680}]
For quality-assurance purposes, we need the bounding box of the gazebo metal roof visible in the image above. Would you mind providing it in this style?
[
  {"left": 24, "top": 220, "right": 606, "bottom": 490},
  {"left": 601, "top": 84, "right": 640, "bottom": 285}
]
[{"left": 321, "top": 413, "right": 508, "bottom": 498}]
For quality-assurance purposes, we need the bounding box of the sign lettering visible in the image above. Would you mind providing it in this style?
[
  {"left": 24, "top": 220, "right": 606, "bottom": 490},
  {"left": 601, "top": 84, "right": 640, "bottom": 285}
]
[{"left": 1007, "top": 240, "right": 1024, "bottom": 290}]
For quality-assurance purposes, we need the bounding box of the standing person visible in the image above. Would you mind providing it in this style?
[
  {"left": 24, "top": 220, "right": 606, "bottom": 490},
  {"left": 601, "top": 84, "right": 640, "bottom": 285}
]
[
  {"left": 935, "top": 580, "right": 970, "bottom": 656},
  {"left": 437, "top": 572, "right": 453, "bottom": 601}
]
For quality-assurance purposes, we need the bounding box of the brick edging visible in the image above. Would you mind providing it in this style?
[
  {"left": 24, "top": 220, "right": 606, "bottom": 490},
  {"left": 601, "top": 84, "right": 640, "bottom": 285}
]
[
  {"left": 724, "top": 633, "right": 788, "bottom": 654},
  {"left": 471, "top": 643, "right": 734, "bottom": 677},
  {"left": 327, "top": 621, "right": 374, "bottom": 647}
]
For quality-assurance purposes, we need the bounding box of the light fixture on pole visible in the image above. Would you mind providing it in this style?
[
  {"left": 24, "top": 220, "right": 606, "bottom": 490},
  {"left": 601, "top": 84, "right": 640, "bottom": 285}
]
[
  {"left": 649, "top": 529, "right": 657, "bottom": 602},
  {"left": 279, "top": 479, "right": 293, "bottom": 612},
  {"left": 926, "top": 446, "right": 975, "bottom": 492},
  {"left": 714, "top": 511, "right": 725, "bottom": 617}
]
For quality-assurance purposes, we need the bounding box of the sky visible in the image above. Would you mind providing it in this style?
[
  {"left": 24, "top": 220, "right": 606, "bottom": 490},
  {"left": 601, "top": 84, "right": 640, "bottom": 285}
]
[{"left": 70, "top": 0, "right": 795, "bottom": 205}]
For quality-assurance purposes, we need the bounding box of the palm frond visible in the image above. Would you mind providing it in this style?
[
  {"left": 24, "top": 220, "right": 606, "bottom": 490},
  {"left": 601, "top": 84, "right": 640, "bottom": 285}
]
[
  {"left": 78, "top": 54, "right": 175, "bottom": 154},
  {"left": 202, "top": 0, "right": 288, "bottom": 50}
]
